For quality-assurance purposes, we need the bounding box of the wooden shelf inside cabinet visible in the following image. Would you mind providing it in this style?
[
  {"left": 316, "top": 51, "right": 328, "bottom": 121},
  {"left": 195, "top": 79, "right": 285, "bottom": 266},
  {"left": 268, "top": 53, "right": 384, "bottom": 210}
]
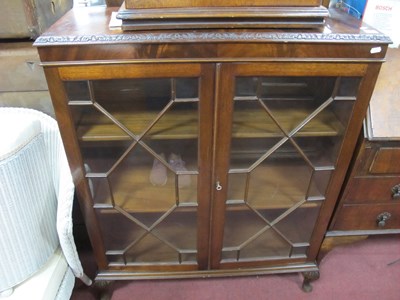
[
  {"left": 76, "top": 107, "right": 344, "bottom": 142},
  {"left": 90, "top": 165, "right": 198, "bottom": 213},
  {"left": 76, "top": 110, "right": 198, "bottom": 141},
  {"left": 89, "top": 160, "right": 324, "bottom": 213},
  {"left": 232, "top": 107, "right": 344, "bottom": 138},
  {"left": 228, "top": 163, "right": 327, "bottom": 207}
]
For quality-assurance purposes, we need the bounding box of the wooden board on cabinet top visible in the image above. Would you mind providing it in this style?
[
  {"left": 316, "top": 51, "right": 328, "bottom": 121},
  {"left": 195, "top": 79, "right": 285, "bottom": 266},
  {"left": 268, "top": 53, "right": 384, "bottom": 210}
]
[{"left": 124, "top": 0, "right": 322, "bottom": 9}]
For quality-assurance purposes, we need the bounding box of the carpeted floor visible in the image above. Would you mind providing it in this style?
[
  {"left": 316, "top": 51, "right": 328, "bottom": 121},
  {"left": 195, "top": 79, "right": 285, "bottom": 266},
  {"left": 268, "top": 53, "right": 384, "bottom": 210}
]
[{"left": 71, "top": 235, "right": 400, "bottom": 300}]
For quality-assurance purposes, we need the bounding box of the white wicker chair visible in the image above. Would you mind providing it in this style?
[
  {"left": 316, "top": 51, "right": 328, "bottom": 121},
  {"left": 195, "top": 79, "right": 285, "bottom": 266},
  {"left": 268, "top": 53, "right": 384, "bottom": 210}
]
[{"left": 0, "top": 108, "right": 91, "bottom": 299}]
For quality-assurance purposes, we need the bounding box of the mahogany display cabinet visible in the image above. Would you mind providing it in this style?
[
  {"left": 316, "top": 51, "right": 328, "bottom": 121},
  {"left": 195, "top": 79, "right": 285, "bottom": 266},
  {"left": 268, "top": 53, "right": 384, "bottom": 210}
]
[{"left": 34, "top": 6, "right": 390, "bottom": 291}]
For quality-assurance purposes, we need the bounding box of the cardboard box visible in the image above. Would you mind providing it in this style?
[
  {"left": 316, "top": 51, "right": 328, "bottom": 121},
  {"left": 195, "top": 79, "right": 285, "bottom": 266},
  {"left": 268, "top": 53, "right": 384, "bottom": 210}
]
[
  {"left": 0, "top": 42, "right": 54, "bottom": 116},
  {"left": 0, "top": 0, "right": 73, "bottom": 39}
]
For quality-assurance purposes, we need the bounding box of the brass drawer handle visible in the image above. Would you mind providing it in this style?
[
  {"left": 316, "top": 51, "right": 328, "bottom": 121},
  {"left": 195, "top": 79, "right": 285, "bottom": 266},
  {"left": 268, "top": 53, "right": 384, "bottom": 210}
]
[
  {"left": 376, "top": 212, "right": 391, "bottom": 228},
  {"left": 392, "top": 184, "right": 400, "bottom": 199}
]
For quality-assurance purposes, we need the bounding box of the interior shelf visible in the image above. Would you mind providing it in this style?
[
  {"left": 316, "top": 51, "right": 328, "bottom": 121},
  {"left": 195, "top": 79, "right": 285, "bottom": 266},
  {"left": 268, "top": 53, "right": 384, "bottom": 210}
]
[
  {"left": 89, "top": 159, "right": 324, "bottom": 213},
  {"left": 227, "top": 161, "right": 327, "bottom": 210},
  {"left": 76, "top": 107, "right": 344, "bottom": 142},
  {"left": 89, "top": 160, "right": 198, "bottom": 213},
  {"left": 76, "top": 110, "right": 198, "bottom": 141}
]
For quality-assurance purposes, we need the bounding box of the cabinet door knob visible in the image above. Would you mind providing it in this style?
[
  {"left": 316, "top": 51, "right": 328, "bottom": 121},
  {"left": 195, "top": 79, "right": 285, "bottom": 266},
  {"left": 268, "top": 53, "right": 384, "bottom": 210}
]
[
  {"left": 376, "top": 212, "right": 391, "bottom": 228},
  {"left": 216, "top": 181, "right": 222, "bottom": 191},
  {"left": 391, "top": 184, "right": 400, "bottom": 199}
]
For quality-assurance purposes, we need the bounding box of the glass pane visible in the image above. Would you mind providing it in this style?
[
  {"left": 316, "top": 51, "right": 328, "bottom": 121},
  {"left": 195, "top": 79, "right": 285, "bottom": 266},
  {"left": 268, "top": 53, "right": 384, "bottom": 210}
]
[
  {"left": 227, "top": 173, "right": 247, "bottom": 201},
  {"left": 176, "top": 78, "right": 199, "bottom": 99},
  {"left": 65, "top": 81, "right": 90, "bottom": 101},
  {"left": 93, "top": 78, "right": 171, "bottom": 137},
  {"left": 223, "top": 75, "right": 361, "bottom": 263},
  {"left": 308, "top": 169, "right": 333, "bottom": 201},
  {"left": 222, "top": 207, "right": 292, "bottom": 261},
  {"left": 246, "top": 140, "right": 313, "bottom": 211},
  {"left": 258, "top": 77, "right": 323, "bottom": 99},
  {"left": 142, "top": 101, "right": 198, "bottom": 170},
  {"left": 273, "top": 202, "right": 322, "bottom": 245},
  {"left": 291, "top": 245, "right": 309, "bottom": 258},
  {"left": 79, "top": 140, "right": 132, "bottom": 174},
  {"left": 107, "top": 146, "right": 176, "bottom": 220},
  {"left": 70, "top": 104, "right": 132, "bottom": 142},
  {"left": 66, "top": 76, "right": 200, "bottom": 266},
  {"left": 235, "top": 77, "right": 257, "bottom": 97},
  {"left": 153, "top": 208, "right": 198, "bottom": 252},
  {"left": 337, "top": 77, "right": 361, "bottom": 97},
  {"left": 231, "top": 99, "right": 284, "bottom": 140},
  {"left": 240, "top": 229, "right": 291, "bottom": 260},
  {"left": 293, "top": 100, "right": 355, "bottom": 168},
  {"left": 125, "top": 234, "right": 179, "bottom": 264},
  {"left": 293, "top": 137, "right": 340, "bottom": 168},
  {"left": 230, "top": 137, "right": 284, "bottom": 170},
  {"left": 257, "top": 77, "right": 337, "bottom": 135},
  {"left": 223, "top": 207, "right": 267, "bottom": 249},
  {"left": 96, "top": 209, "right": 146, "bottom": 252},
  {"left": 89, "top": 177, "right": 111, "bottom": 206}
]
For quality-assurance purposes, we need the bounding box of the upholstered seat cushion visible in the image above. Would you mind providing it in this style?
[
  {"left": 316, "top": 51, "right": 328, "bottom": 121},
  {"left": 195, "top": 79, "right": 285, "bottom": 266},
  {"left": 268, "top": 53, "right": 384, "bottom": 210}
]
[{"left": 0, "top": 247, "right": 69, "bottom": 300}]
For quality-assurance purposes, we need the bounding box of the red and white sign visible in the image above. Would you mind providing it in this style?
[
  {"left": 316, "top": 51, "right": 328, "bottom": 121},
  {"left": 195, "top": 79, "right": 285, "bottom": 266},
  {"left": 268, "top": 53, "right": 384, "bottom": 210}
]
[{"left": 363, "top": 0, "right": 400, "bottom": 48}]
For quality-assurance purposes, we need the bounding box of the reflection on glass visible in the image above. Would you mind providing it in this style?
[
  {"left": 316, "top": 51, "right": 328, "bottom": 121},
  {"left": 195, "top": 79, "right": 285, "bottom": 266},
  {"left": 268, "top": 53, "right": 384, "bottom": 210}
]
[{"left": 66, "top": 77, "right": 200, "bottom": 265}]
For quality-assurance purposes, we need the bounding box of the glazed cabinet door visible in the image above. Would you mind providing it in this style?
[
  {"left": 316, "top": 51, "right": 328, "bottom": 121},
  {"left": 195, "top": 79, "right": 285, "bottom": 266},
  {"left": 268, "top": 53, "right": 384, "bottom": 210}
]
[
  {"left": 211, "top": 62, "right": 377, "bottom": 269},
  {"left": 45, "top": 63, "right": 215, "bottom": 273}
]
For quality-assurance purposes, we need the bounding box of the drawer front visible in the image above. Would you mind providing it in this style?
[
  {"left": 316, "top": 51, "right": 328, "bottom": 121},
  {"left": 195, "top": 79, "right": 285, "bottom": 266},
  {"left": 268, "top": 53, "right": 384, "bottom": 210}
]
[
  {"left": 333, "top": 203, "right": 400, "bottom": 231},
  {"left": 369, "top": 147, "right": 400, "bottom": 174},
  {"left": 344, "top": 177, "right": 400, "bottom": 204}
]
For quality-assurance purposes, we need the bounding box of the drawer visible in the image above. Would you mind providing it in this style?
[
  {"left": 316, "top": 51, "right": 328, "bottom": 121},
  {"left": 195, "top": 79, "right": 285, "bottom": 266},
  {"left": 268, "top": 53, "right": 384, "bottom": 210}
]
[
  {"left": 332, "top": 203, "right": 400, "bottom": 231},
  {"left": 344, "top": 177, "right": 400, "bottom": 204},
  {"left": 353, "top": 141, "right": 400, "bottom": 177},
  {"left": 369, "top": 147, "right": 400, "bottom": 174}
]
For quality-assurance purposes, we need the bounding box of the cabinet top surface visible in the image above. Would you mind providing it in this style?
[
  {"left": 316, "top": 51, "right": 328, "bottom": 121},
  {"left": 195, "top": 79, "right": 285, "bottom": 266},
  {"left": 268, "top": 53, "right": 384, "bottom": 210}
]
[{"left": 34, "top": 6, "right": 391, "bottom": 47}]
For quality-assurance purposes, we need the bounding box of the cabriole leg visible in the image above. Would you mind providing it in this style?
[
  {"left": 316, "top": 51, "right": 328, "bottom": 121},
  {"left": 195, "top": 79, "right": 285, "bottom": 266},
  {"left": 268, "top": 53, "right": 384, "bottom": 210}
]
[
  {"left": 302, "top": 270, "right": 320, "bottom": 292},
  {"left": 93, "top": 280, "right": 113, "bottom": 300}
]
